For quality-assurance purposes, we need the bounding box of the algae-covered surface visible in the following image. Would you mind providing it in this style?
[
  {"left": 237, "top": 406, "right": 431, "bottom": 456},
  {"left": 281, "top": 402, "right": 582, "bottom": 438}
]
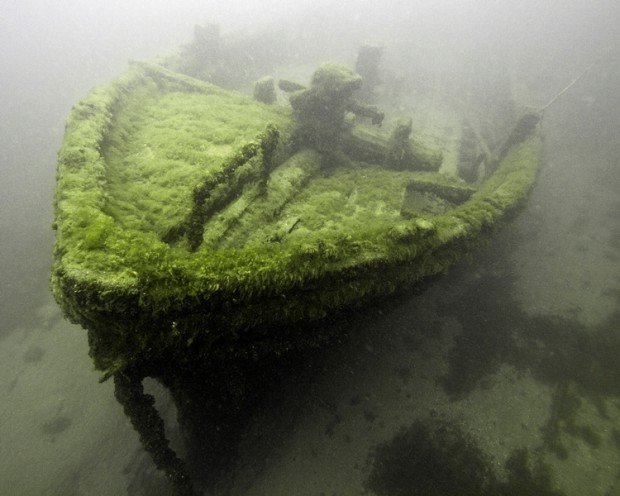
[
  {"left": 97, "top": 61, "right": 461, "bottom": 255},
  {"left": 52, "top": 59, "right": 542, "bottom": 377},
  {"left": 54, "top": 62, "right": 290, "bottom": 279},
  {"left": 210, "top": 158, "right": 470, "bottom": 250},
  {"left": 103, "top": 80, "right": 290, "bottom": 239}
]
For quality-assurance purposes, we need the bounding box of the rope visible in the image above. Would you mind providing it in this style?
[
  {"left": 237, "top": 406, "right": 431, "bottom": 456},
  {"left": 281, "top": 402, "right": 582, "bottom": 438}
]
[{"left": 541, "top": 45, "right": 614, "bottom": 112}]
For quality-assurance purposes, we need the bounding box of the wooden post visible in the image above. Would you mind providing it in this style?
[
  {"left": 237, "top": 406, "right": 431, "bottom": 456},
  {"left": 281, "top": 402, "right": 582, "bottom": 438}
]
[{"left": 114, "top": 370, "right": 198, "bottom": 496}]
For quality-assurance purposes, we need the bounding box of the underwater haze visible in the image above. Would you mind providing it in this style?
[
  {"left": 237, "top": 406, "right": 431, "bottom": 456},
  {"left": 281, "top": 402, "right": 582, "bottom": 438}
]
[{"left": 1, "top": 0, "right": 619, "bottom": 494}]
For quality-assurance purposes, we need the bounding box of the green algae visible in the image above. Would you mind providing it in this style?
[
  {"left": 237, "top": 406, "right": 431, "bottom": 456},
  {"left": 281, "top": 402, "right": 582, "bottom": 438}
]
[
  {"left": 103, "top": 73, "right": 289, "bottom": 239},
  {"left": 52, "top": 60, "right": 542, "bottom": 376},
  {"left": 289, "top": 62, "right": 363, "bottom": 151},
  {"left": 343, "top": 123, "right": 443, "bottom": 171}
]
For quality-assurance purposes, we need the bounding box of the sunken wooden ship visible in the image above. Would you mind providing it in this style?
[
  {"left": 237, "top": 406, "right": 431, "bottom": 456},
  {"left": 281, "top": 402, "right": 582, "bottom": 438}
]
[{"left": 52, "top": 25, "right": 541, "bottom": 495}]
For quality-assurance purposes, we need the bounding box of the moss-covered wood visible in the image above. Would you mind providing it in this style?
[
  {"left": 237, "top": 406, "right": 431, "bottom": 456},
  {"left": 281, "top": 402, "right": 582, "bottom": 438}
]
[
  {"left": 114, "top": 371, "right": 197, "bottom": 496},
  {"left": 253, "top": 76, "right": 276, "bottom": 104},
  {"left": 52, "top": 59, "right": 542, "bottom": 381},
  {"left": 342, "top": 124, "right": 443, "bottom": 171},
  {"left": 288, "top": 63, "right": 364, "bottom": 150}
]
